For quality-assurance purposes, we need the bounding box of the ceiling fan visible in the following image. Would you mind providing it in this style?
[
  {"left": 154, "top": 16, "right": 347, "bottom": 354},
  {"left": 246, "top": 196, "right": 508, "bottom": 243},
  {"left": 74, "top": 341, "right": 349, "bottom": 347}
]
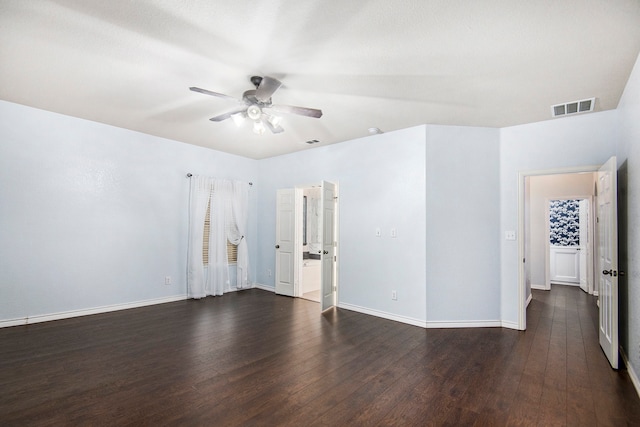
[{"left": 190, "top": 76, "right": 323, "bottom": 135}]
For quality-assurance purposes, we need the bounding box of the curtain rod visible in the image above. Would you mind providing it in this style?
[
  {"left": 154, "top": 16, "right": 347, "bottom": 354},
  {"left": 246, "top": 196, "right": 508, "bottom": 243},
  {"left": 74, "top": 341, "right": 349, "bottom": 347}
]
[{"left": 186, "top": 173, "right": 252, "bottom": 186}]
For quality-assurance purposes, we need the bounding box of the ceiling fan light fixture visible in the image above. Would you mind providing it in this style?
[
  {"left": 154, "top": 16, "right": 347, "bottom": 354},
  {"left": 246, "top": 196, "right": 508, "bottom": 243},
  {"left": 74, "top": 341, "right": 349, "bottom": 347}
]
[
  {"left": 231, "top": 112, "right": 245, "bottom": 127},
  {"left": 267, "top": 114, "right": 282, "bottom": 128},
  {"left": 247, "top": 105, "right": 262, "bottom": 120},
  {"left": 253, "top": 120, "right": 266, "bottom": 135}
]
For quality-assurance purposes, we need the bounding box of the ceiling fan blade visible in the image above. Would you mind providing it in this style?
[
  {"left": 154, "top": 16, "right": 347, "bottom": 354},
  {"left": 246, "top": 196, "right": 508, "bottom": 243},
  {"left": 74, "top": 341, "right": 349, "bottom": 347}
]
[
  {"left": 190, "top": 87, "right": 242, "bottom": 103},
  {"left": 209, "top": 107, "right": 247, "bottom": 122},
  {"left": 255, "top": 76, "right": 282, "bottom": 102},
  {"left": 270, "top": 104, "right": 323, "bottom": 118}
]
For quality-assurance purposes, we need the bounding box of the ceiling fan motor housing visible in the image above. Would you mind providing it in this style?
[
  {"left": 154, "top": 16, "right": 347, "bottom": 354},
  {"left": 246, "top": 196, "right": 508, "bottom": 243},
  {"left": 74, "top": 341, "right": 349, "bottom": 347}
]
[
  {"left": 250, "top": 75, "right": 263, "bottom": 88},
  {"left": 243, "top": 89, "right": 271, "bottom": 107}
]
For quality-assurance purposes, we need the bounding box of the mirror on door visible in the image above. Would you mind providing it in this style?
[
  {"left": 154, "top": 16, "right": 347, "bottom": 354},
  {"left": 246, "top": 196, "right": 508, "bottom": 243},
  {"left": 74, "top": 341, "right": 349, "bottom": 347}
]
[{"left": 301, "top": 187, "right": 322, "bottom": 302}]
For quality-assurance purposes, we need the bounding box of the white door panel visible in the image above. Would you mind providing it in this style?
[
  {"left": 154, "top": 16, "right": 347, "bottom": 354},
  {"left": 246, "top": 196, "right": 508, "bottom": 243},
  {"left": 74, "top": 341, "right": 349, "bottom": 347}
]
[
  {"left": 597, "top": 156, "right": 618, "bottom": 369},
  {"left": 275, "top": 189, "right": 295, "bottom": 296},
  {"left": 550, "top": 246, "right": 580, "bottom": 284},
  {"left": 320, "top": 181, "right": 336, "bottom": 311}
]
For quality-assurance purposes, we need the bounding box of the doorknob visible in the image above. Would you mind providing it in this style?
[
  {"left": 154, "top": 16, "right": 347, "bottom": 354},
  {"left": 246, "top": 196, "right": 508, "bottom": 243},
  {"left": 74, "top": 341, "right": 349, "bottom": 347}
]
[
  {"left": 603, "top": 269, "right": 612, "bottom": 275},
  {"left": 323, "top": 250, "right": 328, "bottom": 254},
  {"left": 275, "top": 245, "right": 280, "bottom": 249}
]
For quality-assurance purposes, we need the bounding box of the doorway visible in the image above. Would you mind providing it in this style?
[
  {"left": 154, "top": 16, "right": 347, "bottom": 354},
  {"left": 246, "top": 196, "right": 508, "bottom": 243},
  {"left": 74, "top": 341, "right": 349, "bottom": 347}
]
[
  {"left": 518, "top": 166, "right": 599, "bottom": 329},
  {"left": 275, "top": 181, "right": 339, "bottom": 311},
  {"left": 545, "top": 196, "right": 594, "bottom": 294},
  {"left": 299, "top": 186, "right": 322, "bottom": 302},
  {"left": 525, "top": 172, "right": 597, "bottom": 301},
  {"left": 518, "top": 158, "right": 620, "bottom": 369}
]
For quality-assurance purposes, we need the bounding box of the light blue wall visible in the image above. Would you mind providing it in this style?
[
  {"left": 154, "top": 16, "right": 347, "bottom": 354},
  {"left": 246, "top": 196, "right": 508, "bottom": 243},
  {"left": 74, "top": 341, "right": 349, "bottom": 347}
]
[
  {"left": 425, "top": 125, "right": 501, "bottom": 323},
  {"left": 256, "top": 126, "right": 428, "bottom": 323},
  {"left": 499, "top": 111, "right": 619, "bottom": 324},
  {"left": 254, "top": 124, "right": 501, "bottom": 326},
  {"left": 0, "top": 100, "right": 258, "bottom": 321},
  {"left": 616, "top": 52, "right": 640, "bottom": 377}
]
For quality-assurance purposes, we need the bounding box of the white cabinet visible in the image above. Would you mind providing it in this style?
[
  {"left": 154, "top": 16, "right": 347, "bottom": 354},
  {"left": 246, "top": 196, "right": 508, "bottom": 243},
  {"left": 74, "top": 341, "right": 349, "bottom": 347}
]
[{"left": 302, "top": 260, "right": 321, "bottom": 293}]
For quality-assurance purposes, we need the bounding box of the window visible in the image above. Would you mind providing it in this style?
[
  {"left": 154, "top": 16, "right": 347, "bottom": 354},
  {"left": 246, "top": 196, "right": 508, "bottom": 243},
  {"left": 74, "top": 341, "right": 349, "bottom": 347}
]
[
  {"left": 202, "top": 198, "right": 237, "bottom": 265},
  {"left": 226, "top": 229, "right": 238, "bottom": 264}
]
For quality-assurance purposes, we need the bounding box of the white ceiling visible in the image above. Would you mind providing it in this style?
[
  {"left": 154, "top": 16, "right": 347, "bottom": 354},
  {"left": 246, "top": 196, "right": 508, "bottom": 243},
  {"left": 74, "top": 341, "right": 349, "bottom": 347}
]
[{"left": 1, "top": 1, "right": 639, "bottom": 160}]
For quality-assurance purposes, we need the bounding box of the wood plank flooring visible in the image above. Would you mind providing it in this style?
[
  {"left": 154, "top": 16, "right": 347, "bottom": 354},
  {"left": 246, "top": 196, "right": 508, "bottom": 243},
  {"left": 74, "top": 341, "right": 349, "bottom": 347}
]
[{"left": 1, "top": 286, "right": 640, "bottom": 426}]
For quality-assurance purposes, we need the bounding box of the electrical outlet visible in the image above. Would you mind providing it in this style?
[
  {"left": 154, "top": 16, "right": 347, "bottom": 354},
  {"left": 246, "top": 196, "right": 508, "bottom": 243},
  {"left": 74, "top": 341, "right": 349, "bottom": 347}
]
[
  {"left": 375, "top": 228, "right": 381, "bottom": 237},
  {"left": 392, "top": 290, "right": 397, "bottom": 300},
  {"left": 164, "top": 276, "right": 172, "bottom": 285},
  {"left": 390, "top": 228, "right": 397, "bottom": 238}
]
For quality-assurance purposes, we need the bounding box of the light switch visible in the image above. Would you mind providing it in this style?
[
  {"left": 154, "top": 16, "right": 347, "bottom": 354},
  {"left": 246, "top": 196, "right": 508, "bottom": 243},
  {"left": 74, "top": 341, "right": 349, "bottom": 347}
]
[
  {"left": 375, "top": 228, "right": 381, "bottom": 237},
  {"left": 505, "top": 230, "right": 516, "bottom": 241}
]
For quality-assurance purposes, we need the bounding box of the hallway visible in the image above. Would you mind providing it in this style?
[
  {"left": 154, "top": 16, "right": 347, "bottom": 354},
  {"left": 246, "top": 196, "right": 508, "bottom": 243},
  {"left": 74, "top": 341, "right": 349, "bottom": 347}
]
[{"left": 517, "top": 285, "right": 639, "bottom": 425}]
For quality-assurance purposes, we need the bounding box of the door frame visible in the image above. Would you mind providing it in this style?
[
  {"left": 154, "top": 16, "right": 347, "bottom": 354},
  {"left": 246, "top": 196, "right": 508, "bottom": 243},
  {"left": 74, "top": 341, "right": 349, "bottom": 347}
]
[
  {"left": 291, "top": 182, "right": 340, "bottom": 305},
  {"left": 517, "top": 165, "right": 600, "bottom": 330},
  {"left": 543, "top": 195, "right": 594, "bottom": 291}
]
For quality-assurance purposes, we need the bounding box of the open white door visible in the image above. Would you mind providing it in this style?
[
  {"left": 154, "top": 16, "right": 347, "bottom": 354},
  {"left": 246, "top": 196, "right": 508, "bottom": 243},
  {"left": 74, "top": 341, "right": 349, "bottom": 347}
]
[
  {"left": 578, "top": 199, "right": 589, "bottom": 293},
  {"left": 320, "top": 181, "right": 336, "bottom": 311},
  {"left": 597, "top": 156, "right": 618, "bottom": 369},
  {"left": 275, "top": 189, "right": 295, "bottom": 296}
]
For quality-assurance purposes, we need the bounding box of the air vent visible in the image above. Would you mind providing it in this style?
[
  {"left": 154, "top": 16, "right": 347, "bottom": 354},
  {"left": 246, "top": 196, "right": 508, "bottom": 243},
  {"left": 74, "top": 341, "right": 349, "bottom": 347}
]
[
  {"left": 305, "top": 139, "right": 320, "bottom": 145},
  {"left": 551, "top": 98, "right": 595, "bottom": 118}
]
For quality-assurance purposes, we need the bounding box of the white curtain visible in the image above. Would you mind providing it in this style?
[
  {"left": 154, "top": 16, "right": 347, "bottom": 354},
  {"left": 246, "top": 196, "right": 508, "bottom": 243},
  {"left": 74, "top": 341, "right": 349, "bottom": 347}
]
[
  {"left": 207, "top": 180, "right": 229, "bottom": 296},
  {"left": 186, "top": 176, "right": 211, "bottom": 299},
  {"left": 230, "top": 181, "right": 250, "bottom": 289},
  {"left": 187, "top": 176, "right": 251, "bottom": 298}
]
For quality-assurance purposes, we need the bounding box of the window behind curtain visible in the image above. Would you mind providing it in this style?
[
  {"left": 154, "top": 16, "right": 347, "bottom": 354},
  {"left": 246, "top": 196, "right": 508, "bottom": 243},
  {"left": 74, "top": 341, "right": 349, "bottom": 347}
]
[{"left": 203, "top": 198, "right": 238, "bottom": 265}]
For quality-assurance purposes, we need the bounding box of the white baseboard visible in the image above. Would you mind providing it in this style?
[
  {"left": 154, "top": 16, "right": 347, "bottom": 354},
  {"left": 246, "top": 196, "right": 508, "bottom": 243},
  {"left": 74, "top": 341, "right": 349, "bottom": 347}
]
[
  {"left": 621, "top": 347, "right": 640, "bottom": 399},
  {"left": 0, "top": 294, "right": 187, "bottom": 328},
  {"left": 253, "top": 283, "right": 275, "bottom": 292},
  {"left": 500, "top": 320, "right": 522, "bottom": 330},
  {"left": 550, "top": 281, "right": 580, "bottom": 286},
  {"left": 1, "top": 288, "right": 525, "bottom": 334},
  {"left": 531, "top": 283, "right": 547, "bottom": 290},
  {"left": 338, "top": 302, "right": 427, "bottom": 328},
  {"left": 526, "top": 293, "right": 533, "bottom": 307},
  {"left": 426, "top": 319, "right": 504, "bottom": 329},
  {"left": 321, "top": 301, "right": 519, "bottom": 330}
]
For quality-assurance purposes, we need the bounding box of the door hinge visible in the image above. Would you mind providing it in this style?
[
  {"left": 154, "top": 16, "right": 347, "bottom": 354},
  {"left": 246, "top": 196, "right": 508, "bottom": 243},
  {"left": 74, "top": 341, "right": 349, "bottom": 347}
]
[{"left": 333, "top": 285, "right": 337, "bottom": 291}]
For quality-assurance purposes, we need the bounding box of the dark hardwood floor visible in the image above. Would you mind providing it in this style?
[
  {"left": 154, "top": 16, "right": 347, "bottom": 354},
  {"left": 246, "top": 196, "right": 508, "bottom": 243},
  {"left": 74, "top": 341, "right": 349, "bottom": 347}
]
[{"left": 2, "top": 286, "right": 640, "bottom": 426}]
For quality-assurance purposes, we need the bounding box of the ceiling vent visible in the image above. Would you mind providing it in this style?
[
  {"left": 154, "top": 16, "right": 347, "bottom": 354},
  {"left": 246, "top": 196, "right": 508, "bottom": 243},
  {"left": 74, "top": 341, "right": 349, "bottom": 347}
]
[{"left": 551, "top": 98, "right": 595, "bottom": 118}]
